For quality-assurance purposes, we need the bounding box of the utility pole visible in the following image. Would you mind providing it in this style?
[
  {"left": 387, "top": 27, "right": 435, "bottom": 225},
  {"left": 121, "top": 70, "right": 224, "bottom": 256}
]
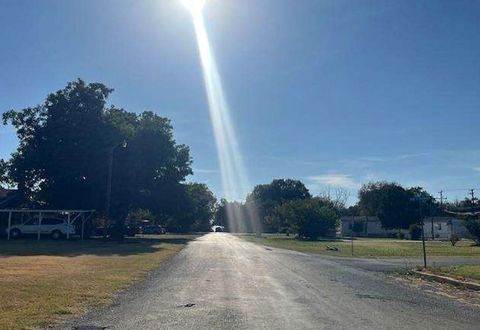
[
  {"left": 430, "top": 201, "right": 434, "bottom": 241},
  {"left": 419, "top": 199, "right": 427, "bottom": 268},
  {"left": 104, "top": 146, "right": 115, "bottom": 239},
  {"left": 351, "top": 216, "right": 354, "bottom": 256},
  {"left": 104, "top": 141, "right": 127, "bottom": 239},
  {"left": 469, "top": 189, "right": 476, "bottom": 210},
  {"left": 439, "top": 190, "right": 445, "bottom": 209},
  {"left": 412, "top": 194, "right": 428, "bottom": 268},
  {"left": 439, "top": 190, "right": 454, "bottom": 239}
]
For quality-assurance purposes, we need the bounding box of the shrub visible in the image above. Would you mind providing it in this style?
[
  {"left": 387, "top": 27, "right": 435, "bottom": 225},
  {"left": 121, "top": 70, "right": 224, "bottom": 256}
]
[
  {"left": 464, "top": 219, "right": 480, "bottom": 245},
  {"left": 409, "top": 224, "right": 422, "bottom": 240},
  {"left": 450, "top": 234, "right": 460, "bottom": 246},
  {"left": 272, "top": 199, "right": 338, "bottom": 240}
]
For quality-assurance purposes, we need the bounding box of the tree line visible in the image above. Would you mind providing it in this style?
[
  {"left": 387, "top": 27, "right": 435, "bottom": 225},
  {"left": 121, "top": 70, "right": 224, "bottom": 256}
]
[
  {"left": 2, "top": 79, "right": 479, "bottom": 242},
  {"left": 215, "top": 179, "right": 480, "bottom": 242}
]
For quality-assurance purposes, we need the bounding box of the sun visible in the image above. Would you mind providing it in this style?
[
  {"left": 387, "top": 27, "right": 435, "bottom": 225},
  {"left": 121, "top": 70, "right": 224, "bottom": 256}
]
[{"left": 181, "top": 0, "right": 206, "bottom": 14}]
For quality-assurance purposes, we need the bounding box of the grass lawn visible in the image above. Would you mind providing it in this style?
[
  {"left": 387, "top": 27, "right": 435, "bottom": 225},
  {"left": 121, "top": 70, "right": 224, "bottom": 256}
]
[
  {"left": 429, "top": 265, "right": 480, "bottom": 283},
  {"left": 0, "top": 235, "right": 195, "bottom": 330},
  {"left": 241, "top": 234, "right": 480, "bottom": 258}
]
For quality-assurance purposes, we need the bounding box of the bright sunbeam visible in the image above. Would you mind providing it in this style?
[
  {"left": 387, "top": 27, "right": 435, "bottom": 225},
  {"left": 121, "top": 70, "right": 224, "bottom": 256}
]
[
  {"left": 181, "top": 0, "right": 206, "bottom": 14},
  {"left": 185, "top": 5, "right": 260, "bottom": 234}
]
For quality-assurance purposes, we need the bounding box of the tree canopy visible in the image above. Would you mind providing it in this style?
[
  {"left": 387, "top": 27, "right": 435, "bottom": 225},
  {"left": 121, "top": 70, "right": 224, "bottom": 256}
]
[
  {"left": 246, "top": 179, "right": 311, "bottom": 232},
  {"left": 1, "top": 79, "right": 216, "bottom": 235},
  {"left": 270, "top": 198, "right": 338, "bottom": 239},
  {"left": 358, "top": 181, "right": 437, "bottom": 230}
]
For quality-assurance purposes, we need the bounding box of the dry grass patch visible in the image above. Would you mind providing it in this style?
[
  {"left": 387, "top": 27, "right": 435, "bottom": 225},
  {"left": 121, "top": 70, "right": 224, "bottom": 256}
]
[
  {"left": 429, "top": 265, "right": 480, "bottom": 283},
  {"left": 0, "top": 236, "right": 194, "bottom": 329}
]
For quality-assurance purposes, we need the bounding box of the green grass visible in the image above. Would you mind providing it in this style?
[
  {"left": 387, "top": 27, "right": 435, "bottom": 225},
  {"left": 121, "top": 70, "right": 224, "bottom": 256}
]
[
  {"left": 0, "top": 235, "right": 196, "bottom": 329},
  {"left": 241, "top": 234, "right": 480, "bottom": 258},
  {"left": 429, "top": 265, "right": 480, "bottom": 282}
]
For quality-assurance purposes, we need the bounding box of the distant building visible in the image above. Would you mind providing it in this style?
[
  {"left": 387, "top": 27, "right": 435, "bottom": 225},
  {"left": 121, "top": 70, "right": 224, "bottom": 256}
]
[
  {"left": 422, "top": 217, "right": 470, "bottom": 240},
  {"left": 339, "top": 216, "right": 470, "bottom": 240},
  {"left": 340, "top": 216, "right": 406, "bottom": 238}
]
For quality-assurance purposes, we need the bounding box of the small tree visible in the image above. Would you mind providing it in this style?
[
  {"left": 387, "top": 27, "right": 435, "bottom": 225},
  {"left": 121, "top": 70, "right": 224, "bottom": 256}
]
[
  {"left": 358, "top": 181, "right": 420, "bottom": 230},
  {"left": 273, "top": 199, "right": 338, "bottom": 240},
  {"left": 464, "top": 218, "right": 480, "bottom": 245},
  {"left": 409, "top": 224, "right": 422, "bottom": 240},
  {"left": 246, "top": 179, "right": 311, "bottom": 232}
]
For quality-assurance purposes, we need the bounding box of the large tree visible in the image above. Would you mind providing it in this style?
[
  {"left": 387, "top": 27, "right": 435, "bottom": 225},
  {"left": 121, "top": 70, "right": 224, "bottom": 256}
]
[
  {"left": 246, "top": 179, "right": 311, "bottom": 232},
  {"left": 2, "top": 79, "right": 193, "bottom": 237},
  {"left": 358, "top": 181, "right": 425, "bottom": 230},
  {"left": 270, "top": 198, "right": 338, "bottom": 240},
  {"left": 183, "top": 183, "right": 217, "bottom": 232},
  {"left": 2, "top": 79, "right": 118, "bottom": 209},
  {"left": 108, "top": 110, "right": 193, "bottom": 229}
]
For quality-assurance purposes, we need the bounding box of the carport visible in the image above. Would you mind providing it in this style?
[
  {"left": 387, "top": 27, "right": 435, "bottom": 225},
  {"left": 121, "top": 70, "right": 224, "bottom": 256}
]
[{"left": 0, "top": 209, "right": 95, "bottom": 240}]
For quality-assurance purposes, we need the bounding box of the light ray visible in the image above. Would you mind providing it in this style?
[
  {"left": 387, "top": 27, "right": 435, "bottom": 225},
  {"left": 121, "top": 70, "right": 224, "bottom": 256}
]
[{"left": 187, "top": 9, "right": 260, "bottom": 233}]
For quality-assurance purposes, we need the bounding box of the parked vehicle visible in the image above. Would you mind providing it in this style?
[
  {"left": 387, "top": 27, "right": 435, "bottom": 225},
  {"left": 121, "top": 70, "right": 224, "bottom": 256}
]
[
  {"left": 140, "top": 225, "right": 166, "bottom": 235},
  {"left": 93, "top": 224, "right": 138, "bottom": 237},
  {"left": 7, "top": 217, "right": 75, "bottom": 240}
]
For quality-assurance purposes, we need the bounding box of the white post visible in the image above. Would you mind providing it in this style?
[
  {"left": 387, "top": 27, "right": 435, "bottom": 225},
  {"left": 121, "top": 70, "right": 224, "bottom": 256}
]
[
  {"left": 67, "top": 213, "right": 71, "bottom": 240},
  {"left": 7, "top": 211, "right": 12, "bottom": 240},
  {"left": 38, "top": 212, "right": 42, "bottom": 241},
  {"left": 81, "top": 213, "right": 85, "bottom": 240}
]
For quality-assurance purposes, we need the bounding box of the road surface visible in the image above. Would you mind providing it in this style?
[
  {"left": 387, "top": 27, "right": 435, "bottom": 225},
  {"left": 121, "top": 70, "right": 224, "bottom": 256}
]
[{"left": 59, "top": 233, "right": 480, "bottom": 329}]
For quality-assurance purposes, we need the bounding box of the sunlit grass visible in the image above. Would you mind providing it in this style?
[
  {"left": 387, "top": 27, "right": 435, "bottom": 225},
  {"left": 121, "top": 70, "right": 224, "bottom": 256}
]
[
  {"left": 0, "top": 236, "right": 194, "bottom": 329},
  {"left": 429, "top": 265, "right": 480, "bottom": 282},
  {"left": 241, "top": 234, "right": 480, "bottom": 258}
]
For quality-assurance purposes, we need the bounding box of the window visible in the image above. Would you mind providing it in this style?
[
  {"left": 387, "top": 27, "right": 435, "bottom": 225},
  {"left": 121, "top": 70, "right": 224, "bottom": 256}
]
[
  {"left": 43, "top": 218, "right": 63, "bottom": 225},
  {"left": 24, "top": 218, "right": 39, "bottom": 225}
]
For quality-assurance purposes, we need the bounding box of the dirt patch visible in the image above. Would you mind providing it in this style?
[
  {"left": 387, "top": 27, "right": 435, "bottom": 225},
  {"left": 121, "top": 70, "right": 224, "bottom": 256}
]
[{"left": 391, "top": 273, "right": 480, "bottom": 308}]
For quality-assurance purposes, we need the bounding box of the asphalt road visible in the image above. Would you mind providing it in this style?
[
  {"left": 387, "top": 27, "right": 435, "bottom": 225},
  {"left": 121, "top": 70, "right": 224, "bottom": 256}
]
[{"left": 58, "top": 233, "right": 480, "bottom": 330}]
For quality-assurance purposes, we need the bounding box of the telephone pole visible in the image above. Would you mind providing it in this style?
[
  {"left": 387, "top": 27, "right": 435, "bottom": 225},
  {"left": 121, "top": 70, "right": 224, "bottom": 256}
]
[
  {"left": 412, "top": 194, "right": 428, "bottom": 268},
  {"left": 439, "top": 190, "right": 445, "bottom": 209},
  {"left": 469, "top": 189, "right": 476, "bottom": 209}
]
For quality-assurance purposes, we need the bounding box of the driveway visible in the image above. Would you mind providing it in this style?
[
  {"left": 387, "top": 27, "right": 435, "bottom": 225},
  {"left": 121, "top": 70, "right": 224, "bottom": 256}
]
[{"left": 57, "top": 233, "right": 480, "bottom": 329}]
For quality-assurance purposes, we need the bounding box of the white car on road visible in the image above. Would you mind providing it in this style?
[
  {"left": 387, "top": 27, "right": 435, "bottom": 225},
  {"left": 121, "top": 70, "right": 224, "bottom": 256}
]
[{"left": 8, "top": 217, "right": 76, "bottom": 239}]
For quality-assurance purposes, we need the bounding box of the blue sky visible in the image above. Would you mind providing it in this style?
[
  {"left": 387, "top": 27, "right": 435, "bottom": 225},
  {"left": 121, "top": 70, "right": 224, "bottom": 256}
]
[{"left": 1, "top": 0, "right": 479, "bottom": 204}]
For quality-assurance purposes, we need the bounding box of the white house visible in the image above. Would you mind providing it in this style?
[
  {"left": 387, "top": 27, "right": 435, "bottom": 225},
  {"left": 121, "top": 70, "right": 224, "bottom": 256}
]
[
  {"left": 422, "top": 217, "right": 469, "bottom": 240},
  {"left": 340, "top": 216, "right": 406, "bottom": 238},
  {"left": 339, "top": 216, "right": 469, "bottom": 240}
]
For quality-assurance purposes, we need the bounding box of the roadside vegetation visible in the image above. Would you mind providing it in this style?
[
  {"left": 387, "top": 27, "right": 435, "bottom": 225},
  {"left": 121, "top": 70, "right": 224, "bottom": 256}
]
[
  {"left": 214, "top": 179, "right": 480, "bottom": 245},
  {"left": 428, "top": 265, "right": 480, "bottom": 283},
  {"left": 242, "top": 235, "right": 480, "bottom": 258},
  {"left": 0, "top": 235, "right": 194, "bottom": 329}
]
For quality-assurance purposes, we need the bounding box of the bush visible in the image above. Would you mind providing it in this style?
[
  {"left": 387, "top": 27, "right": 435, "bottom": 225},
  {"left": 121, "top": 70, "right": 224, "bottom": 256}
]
[
  {"left": 409, "top": 224, "right": 422, "bottom": 240},
  {"left": 464, "top": 219, "right": 480, "bottom": 245},
  {"left": 450, "top": 234, "right": 460, "bottom": 246},
  {"left": 352, "top": 222, "right": 364, "bottom": 234},
  {"left": 272, "top": 199, "right": 338, "bottom": 240}
]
